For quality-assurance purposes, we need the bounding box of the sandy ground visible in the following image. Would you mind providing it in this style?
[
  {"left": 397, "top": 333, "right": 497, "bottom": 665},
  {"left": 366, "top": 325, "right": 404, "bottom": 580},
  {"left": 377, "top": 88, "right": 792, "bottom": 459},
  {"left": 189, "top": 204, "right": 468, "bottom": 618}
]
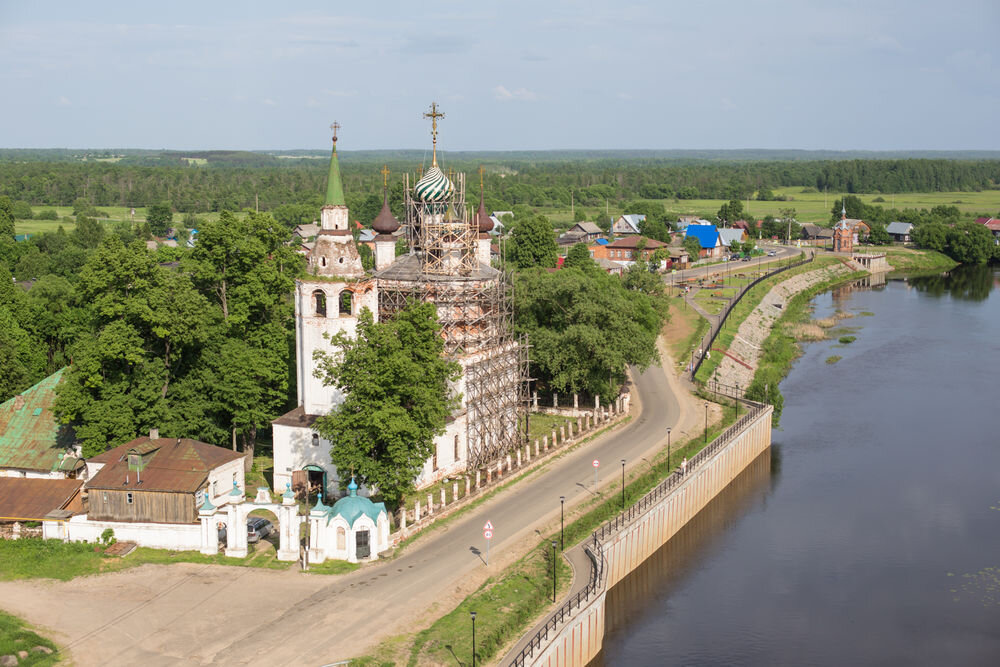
[{"left": 0, "top": 339, "right": 711, "bottom": 666}]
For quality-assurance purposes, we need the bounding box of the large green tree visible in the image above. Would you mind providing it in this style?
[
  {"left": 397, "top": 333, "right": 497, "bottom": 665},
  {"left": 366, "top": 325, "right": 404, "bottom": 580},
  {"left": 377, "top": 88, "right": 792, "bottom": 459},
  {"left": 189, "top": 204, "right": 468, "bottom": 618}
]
[
  {"left": 514, "top": 267, "right": 665, "bottom": 401},
  {"left": 507, "top": 214, "right": 557, "bottom": 269},
  {"left": 946, "top": 222, "right": 994, "bottom": 264},
  {"left": 313, "top": 303, "right": 461, "bottom": 507},
  {"left": 146, "top": 202, "right": 173, "bottom": 237}
]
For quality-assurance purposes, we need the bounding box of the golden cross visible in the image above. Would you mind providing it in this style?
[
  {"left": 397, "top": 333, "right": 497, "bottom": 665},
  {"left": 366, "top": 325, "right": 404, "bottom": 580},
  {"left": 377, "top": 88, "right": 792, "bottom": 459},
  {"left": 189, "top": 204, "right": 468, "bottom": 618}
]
[
  {"left": 478, "top": 165, "right": 485, "bottom": 191},
  {"left": 330, "top": 121, "right": 340, "bottom": 144},
  {"left": 380, "top": 164, "right": 390, "bottom": 189},
  {"left": 423, "top": 102, "right": 445, "bottom": 166}
]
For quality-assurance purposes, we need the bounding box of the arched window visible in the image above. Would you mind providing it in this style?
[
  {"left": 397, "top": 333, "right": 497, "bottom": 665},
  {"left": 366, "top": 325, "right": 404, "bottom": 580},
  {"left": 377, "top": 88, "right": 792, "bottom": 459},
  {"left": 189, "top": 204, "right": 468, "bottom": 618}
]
[
  {"left": 311, "top": 433, "right": 320, "bottom": 447},
  {"left": 336, "top": 526, "right": 346, "bottom": 551},
  {"left": 313, "top": 290, "right": 326, "bottom": 317},
  {"left": 320, "top": 256, "right": 327, "bottom": 267},
  {"left": 339, "top": 290, "right": 352, "bottom": 317}
]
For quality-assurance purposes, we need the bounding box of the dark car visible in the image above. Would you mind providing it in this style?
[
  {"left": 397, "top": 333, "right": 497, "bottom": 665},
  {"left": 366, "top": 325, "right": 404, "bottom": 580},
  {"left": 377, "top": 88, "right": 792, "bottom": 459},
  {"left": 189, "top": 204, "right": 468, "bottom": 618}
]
[{"left": 247, "top": 517, "right": 273, "bottom": 543}]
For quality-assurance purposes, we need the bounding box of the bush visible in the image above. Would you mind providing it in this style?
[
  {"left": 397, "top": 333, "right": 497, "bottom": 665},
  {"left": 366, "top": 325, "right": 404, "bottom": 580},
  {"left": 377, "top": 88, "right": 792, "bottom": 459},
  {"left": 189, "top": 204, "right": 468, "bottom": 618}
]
[
  {"left": 99, "top": 528, "right": 116, "bottom": 547},
  {"left": 838, "top": 336, "right": 856, "bottom": 344},
  {"left": 36, "top": 209, "right": 58, "bottom": 220}
]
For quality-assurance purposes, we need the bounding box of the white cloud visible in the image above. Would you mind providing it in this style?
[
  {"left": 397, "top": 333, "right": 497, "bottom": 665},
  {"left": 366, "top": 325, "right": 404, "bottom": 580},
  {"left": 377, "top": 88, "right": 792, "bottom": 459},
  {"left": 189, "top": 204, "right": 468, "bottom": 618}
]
[
  {"left": 57, "top": 96, "right": 71, "bottom": 106},
  {"left": 494, "top": 85, "right": 537, "bottom": 102},
  {"left": 263, "top": 98, "right": 277, "bottom": 106}
]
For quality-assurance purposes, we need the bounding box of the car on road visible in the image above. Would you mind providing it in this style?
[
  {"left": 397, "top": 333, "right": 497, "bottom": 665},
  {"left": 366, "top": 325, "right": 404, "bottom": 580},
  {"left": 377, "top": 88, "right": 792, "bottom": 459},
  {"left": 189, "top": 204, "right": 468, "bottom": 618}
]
[
  {"left": 767, "top": 250, "right": 777, "bottom": 256},
  {"left": 247, "top": 517, "right": 273, "bottom": 543},
  {"left": 741, "top": 256, "right": 751, "bottom": 261}
]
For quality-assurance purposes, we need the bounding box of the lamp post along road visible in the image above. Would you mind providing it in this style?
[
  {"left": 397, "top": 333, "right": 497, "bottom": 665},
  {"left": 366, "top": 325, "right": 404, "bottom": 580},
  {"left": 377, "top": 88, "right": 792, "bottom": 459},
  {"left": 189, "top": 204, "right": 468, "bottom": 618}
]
[
  {"left": 470, "top": 611, "right": 477, "bottom": 667},
  {"left": 551, "top": 541, "right": 557, "bottom": 603},
  {"left": 559, "top": 495, "right": 565, "bottom": 551},
  {"left": 704, "top": 402, "right": 709, "bottom": 444},
  {"left": 667, "top": 427, "right": 672, "bottom": 470},
  {"left": 620, "top": 459, "right": 626, "bottom": 510}
]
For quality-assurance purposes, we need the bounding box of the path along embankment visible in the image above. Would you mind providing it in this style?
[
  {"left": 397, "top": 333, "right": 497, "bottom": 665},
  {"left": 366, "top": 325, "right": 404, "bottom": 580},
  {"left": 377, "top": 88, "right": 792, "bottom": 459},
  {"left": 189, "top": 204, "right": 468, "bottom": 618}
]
[{"left": 705, "top": 261, "right": 862, "bottom": 390}]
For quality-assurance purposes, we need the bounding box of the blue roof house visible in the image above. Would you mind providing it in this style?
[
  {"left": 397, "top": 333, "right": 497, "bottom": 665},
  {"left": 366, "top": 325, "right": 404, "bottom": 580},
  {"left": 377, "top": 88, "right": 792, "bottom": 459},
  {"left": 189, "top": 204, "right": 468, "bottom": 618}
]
[{"left": 684, "top": 224, "right": 723, "bottom": 258}]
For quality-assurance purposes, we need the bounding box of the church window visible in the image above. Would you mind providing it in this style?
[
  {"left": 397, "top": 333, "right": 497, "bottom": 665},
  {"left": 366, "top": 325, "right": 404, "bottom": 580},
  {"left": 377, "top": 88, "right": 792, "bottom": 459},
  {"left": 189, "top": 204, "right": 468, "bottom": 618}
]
[
  {"left": 313, "top": 290, "right": 326, "bottom": 317},
  {"left": 433, "top": 450, "right": 438, "bottom": 471},
  {"left": 212, "top": 480, "right": 218, "bottom": 496},
  {"left": 336, "top": 526, "right": 346, "bottom": 551},
  {"left": 311, "top": 433, "right": 320, "bottom": 447},
  {"left": 321, "top": 257, "right": 327, "bottom": 267},
  {"left": 454, "top": 434, "right": 459, "bottom": 461},
  {"left": 339, "top": 291, "right": 352, "bottom": 317}
]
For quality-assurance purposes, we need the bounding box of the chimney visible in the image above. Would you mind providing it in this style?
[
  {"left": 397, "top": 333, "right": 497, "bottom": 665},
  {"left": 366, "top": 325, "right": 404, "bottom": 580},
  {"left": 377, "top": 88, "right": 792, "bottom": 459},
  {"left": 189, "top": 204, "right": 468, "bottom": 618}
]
[
  {"left": 149, "top": 428, "right": 159, "bottom": 440},
  {"left": 13, "top": 395, "right": 25, "bottom": 410}
]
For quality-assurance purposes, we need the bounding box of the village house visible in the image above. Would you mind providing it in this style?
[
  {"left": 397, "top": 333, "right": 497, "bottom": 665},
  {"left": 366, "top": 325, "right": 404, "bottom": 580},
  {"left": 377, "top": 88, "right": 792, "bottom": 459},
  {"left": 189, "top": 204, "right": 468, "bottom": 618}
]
[
  {"left": 886, "top": 221, "right": 914, "bottom": 243},
  {"left": 611, "top": 214, "right": 644, "bottom": 235},
  {"left": 976, "top": 217, "right": 1000, "bottom": 242},
  {"left": 567, "top": 221, "right": 604, "bottom": 242},
  {"left": 0, "top": 369, "right": 84, "bottom": 480},
  {"left": 717, "top": 227, "right": 747, "bottom": 250},
  {"left": 684, "top": 224, "right": 724, "bottom": 258},
  {"left": 591, "top": 236, "right": 668, "bottom": 265},
  {"left": 84, "top": 433, "right": 245, "bottom": 524},
  {"left": 0, "top": 477, "right": 83, "bottom": 539}
]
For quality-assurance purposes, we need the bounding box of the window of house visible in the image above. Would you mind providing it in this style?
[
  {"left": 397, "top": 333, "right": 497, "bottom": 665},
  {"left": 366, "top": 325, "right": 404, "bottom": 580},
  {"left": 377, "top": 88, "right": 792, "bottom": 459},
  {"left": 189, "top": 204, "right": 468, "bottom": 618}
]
[
  {"left": 320, "top": 257, "right": 327, "bottom": 267},
  {"left": 212, "top": 480, "right": 218, "bottom": 496},
  {"left": 312, "top": 433, "right": 320, "bottom": 447},
  {"left": 126, "top": 492, "right": 134, "bottom": 504},
  {"left": 625, "top": 251, "right": 633, "bottom": 259},
  {"left": 313, "top": 290, "right": 326, "bottom": 317}
]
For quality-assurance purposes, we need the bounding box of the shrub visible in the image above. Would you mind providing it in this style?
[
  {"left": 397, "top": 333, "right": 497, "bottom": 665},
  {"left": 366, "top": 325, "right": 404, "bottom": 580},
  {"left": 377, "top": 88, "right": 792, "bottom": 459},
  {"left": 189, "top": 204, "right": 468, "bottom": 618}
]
[
  {"left": 838, "top": 336, "right": 856, "bottom": 344},
  {"left": 99, "top": 528, "right": 116, "bottom": 547},
  {"left": 36, "top": 209, "right": 59, "bottom": 220}
]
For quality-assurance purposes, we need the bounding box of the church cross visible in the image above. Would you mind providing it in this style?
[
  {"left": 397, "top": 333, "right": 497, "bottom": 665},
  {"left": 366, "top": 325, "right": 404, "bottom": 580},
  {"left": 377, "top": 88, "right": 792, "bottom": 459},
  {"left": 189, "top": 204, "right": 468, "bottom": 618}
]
[
  {"left": 423, "top": 102, "right": 445, "bottom": 167},
  {"left": 380, "top": 164, "right": 390, "bottom": 189},
  {"left": 330, "top": 121, "right": 340, "bottom": 145},
  {"left": 478, "top": 165, "right": 485, "bottom": 191}
]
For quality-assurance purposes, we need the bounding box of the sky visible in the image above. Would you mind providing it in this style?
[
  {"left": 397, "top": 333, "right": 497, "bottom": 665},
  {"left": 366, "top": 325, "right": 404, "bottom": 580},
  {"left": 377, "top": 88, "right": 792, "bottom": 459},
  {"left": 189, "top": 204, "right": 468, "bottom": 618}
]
[{"left": 1, "top": 0, "right": 998, "bottom": 152}]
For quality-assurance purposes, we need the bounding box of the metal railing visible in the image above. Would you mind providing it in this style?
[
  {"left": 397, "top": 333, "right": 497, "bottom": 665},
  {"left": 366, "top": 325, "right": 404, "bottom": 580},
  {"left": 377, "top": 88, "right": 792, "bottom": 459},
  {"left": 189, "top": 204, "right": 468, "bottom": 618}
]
[
  {"left": 508, "top": 391, "right": 767, "bottom": 667},
  {"left": 690, "top": 250, "right": 814, "bottom": 381},
  {"left": 508, "top": 541, "right": 606, "bottom": 667}
]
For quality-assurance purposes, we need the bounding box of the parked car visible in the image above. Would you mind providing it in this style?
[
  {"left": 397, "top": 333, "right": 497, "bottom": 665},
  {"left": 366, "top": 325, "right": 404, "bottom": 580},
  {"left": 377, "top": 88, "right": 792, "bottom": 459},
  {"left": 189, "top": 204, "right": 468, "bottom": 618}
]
[
  {"left": 247, "top": 517, "right": 274, "bottom": 543},
  {"left": 767, "top": 250, "right": 777, "bottom": 256}
]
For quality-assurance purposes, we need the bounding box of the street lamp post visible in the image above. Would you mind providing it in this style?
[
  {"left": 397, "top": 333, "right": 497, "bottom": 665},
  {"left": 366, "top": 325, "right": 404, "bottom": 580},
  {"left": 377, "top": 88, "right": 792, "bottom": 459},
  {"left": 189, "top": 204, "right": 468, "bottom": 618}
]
[
  {"left": 736, "top": 383, "right": 740, "bottom": 417},
  {"left": 667, "top": 427, "right": 672, "bottom": 470},
  {"left": 704, "top": 403, "right": 709, "bottom": 444},
  {"left": 470, "top": 611, "right": 477, "bottom": 667},
  {"left": 551, "top": 541, "right": 558, "bottom": 603},
  {"left": 620, "top": 459, "right": 626, "bottom": 510},
  {"left": 559, "top": 495, "right": 565, "bottom": 551}
]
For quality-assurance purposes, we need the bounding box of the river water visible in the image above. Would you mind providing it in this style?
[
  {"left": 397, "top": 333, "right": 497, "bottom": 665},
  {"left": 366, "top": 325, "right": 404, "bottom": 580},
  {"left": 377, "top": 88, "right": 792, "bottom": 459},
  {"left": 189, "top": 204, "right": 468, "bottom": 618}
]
[{"left": 595, "top": 265, "right": 1000, "bottom": 666}]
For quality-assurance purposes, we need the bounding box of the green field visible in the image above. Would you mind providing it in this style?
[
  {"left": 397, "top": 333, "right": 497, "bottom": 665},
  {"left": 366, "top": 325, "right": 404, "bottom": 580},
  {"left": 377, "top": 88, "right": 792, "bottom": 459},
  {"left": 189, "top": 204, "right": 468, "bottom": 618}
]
[
  {"left": 15, "top": 207, "right": 224, "bottom": 236},
  {"left": 534, "top": 188, "right": 1000, "bottom": 227}
]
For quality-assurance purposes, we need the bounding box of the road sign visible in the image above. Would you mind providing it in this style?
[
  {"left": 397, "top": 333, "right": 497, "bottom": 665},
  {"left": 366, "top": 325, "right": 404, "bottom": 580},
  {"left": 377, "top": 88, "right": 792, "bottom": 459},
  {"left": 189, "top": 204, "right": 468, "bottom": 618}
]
[
  {"left": 483, "top": 520, "right": 493, "bottom": 531},
  {"left": 592, "top": 459, "right": 600, "bottom": 468},
  {"left": 484, "top": 529, "right": 493, "bottom": 540}
]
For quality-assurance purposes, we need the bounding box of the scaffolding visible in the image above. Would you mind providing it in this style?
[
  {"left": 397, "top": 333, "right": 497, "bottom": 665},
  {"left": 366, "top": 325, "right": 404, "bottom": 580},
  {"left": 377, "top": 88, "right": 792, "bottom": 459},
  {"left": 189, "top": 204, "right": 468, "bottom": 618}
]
[
  {"left": 377, "top": 168, "right": 528, "bottom": 470},
  {"left": 404, "top": 172, "right": 479, "bottom": 276}
]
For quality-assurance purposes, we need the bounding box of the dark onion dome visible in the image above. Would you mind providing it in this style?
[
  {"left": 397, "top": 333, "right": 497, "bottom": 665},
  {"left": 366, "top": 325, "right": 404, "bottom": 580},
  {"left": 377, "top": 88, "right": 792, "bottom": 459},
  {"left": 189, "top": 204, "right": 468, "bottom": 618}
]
[
  {"left": 477, "top": 200, "right": 493, "bottom": 233},
  {"left": 372, "top": 194, "right": 400, "bottom": 234},
  {"left": 414, "top": 165, "right": 454, "bottom": 202}
]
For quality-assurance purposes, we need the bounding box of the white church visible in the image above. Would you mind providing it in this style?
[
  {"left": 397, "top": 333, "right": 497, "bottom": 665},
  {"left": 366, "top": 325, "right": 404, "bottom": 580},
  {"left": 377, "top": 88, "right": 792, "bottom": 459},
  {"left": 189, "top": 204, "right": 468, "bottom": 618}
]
[{"left": 272, "top": 109, "right": 524, "bottom": 502}]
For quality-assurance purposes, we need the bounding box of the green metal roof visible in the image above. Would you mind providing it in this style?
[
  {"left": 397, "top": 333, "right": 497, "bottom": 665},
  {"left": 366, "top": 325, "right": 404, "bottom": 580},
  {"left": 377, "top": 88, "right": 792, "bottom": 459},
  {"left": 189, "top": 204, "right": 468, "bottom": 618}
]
[
  {"left": 324, "top": 144, "right": 346, "bottom": 207},
  {"left": 0, "top": 368, "right": 75, "bottom": 473},
  {"left": 328, "top": 479, "right": 385, "bottom": 528}
]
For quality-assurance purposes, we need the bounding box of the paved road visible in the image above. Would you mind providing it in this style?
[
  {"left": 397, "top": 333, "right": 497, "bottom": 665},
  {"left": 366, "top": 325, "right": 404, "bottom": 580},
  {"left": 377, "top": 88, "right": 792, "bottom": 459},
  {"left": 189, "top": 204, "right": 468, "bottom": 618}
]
[
  {"left": 665, "top": 243, "right": 802, "bottom": 286},
  {"left": 0, "top": 349, "right": 706, "bottom": 666}
]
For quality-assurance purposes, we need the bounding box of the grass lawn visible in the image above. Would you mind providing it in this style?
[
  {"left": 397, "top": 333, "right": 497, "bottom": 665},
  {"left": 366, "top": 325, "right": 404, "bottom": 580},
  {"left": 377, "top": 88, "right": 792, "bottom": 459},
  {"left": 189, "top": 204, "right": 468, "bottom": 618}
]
[
  {"left": 0, "top": 610, "right": 59, "bottom": 666},
  {"left": 16, "top": 207, "right": 225, "bottom": 236},
  {"left": 878, "top": 247, "right": 958, "bottom": 272}
]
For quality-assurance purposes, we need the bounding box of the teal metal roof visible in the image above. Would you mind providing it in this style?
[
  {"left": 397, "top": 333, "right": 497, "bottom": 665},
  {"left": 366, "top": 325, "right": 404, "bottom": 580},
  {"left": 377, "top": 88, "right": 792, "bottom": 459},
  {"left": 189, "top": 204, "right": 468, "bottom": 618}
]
[
  {"left": 328, "top": 478, "right": 386, "bottom": 528},
  {"left": 0, "top": 368, "right": 75, "bottom": 473}
]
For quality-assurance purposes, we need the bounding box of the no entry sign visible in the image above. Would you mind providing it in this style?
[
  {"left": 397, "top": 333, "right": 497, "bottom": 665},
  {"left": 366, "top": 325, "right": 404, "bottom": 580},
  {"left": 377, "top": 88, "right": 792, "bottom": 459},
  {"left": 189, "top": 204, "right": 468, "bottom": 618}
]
[{"left": 592, "top": 459, "right": 600, "bottom": 468}]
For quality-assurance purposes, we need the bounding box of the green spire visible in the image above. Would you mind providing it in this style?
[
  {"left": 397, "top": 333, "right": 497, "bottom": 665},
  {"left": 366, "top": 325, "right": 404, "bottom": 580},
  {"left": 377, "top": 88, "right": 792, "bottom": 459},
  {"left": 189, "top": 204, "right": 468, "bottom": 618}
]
[{"left": 324, "top": 123, "right": 346, "bottom": 207}]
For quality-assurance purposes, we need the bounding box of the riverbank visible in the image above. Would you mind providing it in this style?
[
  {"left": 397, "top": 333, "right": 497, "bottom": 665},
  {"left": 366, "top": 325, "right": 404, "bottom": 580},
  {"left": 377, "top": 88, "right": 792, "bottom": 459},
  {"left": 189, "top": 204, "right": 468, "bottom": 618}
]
[{"left": 873, "top": 247, "right": 957, "bottom": 272}]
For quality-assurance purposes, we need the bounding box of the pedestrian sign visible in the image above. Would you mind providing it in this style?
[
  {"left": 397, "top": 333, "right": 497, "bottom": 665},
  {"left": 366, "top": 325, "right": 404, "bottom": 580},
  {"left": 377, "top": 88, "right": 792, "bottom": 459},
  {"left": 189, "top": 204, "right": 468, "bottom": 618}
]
[{"left": 483, "top": 520, "right": 493, "bottom": 531}]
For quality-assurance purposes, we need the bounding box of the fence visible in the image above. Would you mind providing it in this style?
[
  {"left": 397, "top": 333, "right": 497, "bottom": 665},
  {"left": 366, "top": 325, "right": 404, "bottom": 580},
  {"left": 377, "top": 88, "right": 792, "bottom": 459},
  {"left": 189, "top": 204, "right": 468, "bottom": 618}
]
[
  {"left": 508, "top": 387, "right": 766, "bottom": 667},
  {"left": 690, "top": 251, "right": 814, "bottom": 381}
]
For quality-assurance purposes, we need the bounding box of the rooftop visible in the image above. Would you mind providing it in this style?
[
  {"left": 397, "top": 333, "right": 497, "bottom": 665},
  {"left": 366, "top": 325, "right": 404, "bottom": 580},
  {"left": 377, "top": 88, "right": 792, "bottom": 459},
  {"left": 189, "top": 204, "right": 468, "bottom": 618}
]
[
  {"left": 87, "top": 437, "right": 243, "bottom": 493},
  {"left": 0, "top": 368, "right": 79, "bottom": 474},
  {"left": 0, "top": 478, "right": 83, "bottom": 521},
  {"left": 606, "top": 236, "right": 668, "bottom": 249}
]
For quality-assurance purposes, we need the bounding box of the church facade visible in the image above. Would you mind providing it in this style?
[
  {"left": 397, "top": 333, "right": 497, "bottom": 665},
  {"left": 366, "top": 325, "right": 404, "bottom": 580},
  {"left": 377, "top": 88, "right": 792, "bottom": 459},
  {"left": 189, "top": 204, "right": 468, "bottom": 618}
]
[{"left": 273, "top": 112, "right": 525, "bottom": 500}]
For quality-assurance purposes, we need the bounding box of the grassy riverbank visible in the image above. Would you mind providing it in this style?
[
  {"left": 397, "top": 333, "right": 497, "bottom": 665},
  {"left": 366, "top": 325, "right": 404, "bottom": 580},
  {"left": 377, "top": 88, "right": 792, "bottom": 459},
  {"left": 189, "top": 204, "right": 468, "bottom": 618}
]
[
  {"left": 878, "top": 247, "right": 958, "bottom": 272},
  {"left": 355, "top": 402, "right": 742, "bottom": 666}
]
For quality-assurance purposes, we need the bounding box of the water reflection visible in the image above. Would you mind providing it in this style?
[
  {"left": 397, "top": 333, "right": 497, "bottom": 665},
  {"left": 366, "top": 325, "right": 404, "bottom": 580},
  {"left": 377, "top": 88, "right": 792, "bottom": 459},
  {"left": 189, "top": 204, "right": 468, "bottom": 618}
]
[
  {"left": 904, "top": 263, "right": 994, "bottom": 302},
  {"left": 593, "top": 449, "right": 773, "bottom": 666}
]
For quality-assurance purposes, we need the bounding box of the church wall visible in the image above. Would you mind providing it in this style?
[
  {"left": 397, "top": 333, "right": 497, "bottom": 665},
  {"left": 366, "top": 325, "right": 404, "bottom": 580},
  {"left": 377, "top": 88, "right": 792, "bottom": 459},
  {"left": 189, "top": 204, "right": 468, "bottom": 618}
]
[
  {"left": 416, "top": 415, "right": 469, "bottom": 487},
  {"left": 273, "top": 423, "right": 337, "bottom": 497}
]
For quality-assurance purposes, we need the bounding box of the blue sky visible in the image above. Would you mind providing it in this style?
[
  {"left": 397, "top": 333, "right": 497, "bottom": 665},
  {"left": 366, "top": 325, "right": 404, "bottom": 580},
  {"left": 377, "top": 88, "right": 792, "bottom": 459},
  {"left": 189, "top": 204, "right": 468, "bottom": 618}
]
[{"left": 1, "top": 0, "right": 997, "bottom": 151}]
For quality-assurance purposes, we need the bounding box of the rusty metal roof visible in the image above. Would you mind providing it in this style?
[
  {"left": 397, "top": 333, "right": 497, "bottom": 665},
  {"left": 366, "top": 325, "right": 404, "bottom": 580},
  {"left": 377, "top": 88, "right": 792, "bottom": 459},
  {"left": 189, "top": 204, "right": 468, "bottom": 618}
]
[
  {"left": 0, "top": 368, "right": 77, "bottom": 473},
  {"left": 0, "top": 478, "right": 83, "bottom": 521},
  {"left": 87, "top": 437, "right": 243, "bottom": 493}
]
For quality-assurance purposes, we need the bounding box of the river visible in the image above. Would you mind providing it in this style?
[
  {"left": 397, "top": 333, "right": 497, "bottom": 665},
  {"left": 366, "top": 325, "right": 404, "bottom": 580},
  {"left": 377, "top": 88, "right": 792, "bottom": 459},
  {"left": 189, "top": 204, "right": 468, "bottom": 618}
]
[{"left": 595, "top": 264, "right": 1000, "bottom": 666}]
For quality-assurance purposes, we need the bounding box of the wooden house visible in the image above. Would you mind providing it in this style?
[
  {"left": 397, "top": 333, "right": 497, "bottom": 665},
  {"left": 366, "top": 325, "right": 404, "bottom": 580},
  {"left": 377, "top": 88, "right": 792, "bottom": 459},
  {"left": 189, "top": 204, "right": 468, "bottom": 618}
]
[{"left": 85, "top": 434, "right": 244, "bottom": 524}]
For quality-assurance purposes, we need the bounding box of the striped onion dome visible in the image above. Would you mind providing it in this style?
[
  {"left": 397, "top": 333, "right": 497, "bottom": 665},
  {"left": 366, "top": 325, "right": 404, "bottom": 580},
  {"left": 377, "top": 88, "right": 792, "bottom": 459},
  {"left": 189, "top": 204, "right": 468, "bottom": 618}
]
[{"left": 414, "top": 165, "right": 454, "bottom": 203}]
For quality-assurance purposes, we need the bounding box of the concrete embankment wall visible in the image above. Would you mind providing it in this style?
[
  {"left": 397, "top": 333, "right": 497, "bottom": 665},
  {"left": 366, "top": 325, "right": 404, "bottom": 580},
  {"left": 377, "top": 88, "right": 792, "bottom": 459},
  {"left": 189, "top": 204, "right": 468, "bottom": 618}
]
[{"left": 524, "top": 405, "right": 772, "bottom": 667}]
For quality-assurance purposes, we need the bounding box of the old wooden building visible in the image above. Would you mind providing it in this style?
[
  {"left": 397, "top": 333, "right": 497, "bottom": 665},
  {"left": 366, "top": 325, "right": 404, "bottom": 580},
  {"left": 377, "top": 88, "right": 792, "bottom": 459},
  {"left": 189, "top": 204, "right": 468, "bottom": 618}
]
[{"left": 85, "top": 435, "right": 244, "bottom": 524}]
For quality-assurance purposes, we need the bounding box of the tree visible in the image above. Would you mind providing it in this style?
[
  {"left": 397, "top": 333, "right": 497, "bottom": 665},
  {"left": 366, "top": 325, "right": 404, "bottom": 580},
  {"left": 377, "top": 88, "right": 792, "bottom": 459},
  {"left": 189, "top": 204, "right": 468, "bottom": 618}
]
[
  {"left": 868, "top": 224, "right": 891, "bottom": 246},
  {"left": 563, "top": 243, "right": 595, "bottom": 272},
  {"left": 911, "top": 222, "right": 948, "bottom": 253},
  {"left": 946, "top": 222, "right": 994, "bottom": 264},
  {"left": 716, "top": 199, "right": 744, "bottom": 226},
  {"left": 146, "top": 203, "right": 173, "bottom": 237},
  {"left": 507, "top": 214, "right": 557, "bottom": 269},
  {"left": 639, "top": 218, "right": 671, "bottom": 243},
  {"left": 313, "top": 303, "right": 461, "bottom": 507},
  {"left": 12, "top": 201, "right": 33, "bottom": 220},
  {"left": 514, "top": 267, "right": 665, "bottom": 402},
  {"left": 0, "top": 196, "right": 15, "bottom": 270},
  {"left": 683, "top": 235, "right": 702, "bottom": 260}
]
